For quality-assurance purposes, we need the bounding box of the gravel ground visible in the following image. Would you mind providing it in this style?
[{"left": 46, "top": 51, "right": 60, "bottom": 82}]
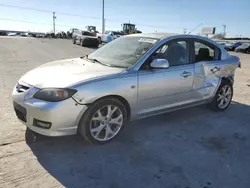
[{"left": 0, "top": 36, "right": 250, "bottom": 188}]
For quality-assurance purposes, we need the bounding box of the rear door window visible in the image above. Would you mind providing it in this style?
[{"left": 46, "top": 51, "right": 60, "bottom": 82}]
[{"left": 193, "top": 40, "right": 221, "bottom": 63}]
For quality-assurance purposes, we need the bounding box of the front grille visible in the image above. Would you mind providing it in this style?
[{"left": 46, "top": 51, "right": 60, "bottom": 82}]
[
  {"left": 16, "top": 83, "right": 30, "bottom": 93},
  {"left": 13, "top": 102, "right": 27, "bottom": 122}
]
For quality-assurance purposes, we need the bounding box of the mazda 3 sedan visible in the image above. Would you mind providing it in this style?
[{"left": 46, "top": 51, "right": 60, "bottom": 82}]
[{"left": 12, "top": 33, "right": 241, "bottom": 144}]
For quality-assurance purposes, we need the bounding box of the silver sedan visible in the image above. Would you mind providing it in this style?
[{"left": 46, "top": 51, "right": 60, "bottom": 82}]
[{"left": 12, "top": 33, "right": 241, "bottom": 144}]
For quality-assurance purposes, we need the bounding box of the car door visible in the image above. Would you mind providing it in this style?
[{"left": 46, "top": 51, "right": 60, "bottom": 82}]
[
  {"left": 138, "top": 39, "right": 200, "bottom": 116},
  {"left": 191, "top": 39, "right": 224, "bottom": 100}
]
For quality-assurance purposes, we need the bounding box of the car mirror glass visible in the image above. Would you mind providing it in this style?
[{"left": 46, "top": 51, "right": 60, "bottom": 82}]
[{"left": 150, "top": 59, "right": 169, "bottom": 69}]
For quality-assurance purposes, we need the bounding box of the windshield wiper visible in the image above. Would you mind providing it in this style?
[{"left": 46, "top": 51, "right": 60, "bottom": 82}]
[
  {"left": 84, "top": 56, "right": 128, "bottom": 68},
  {"left": 108, "top": 65, "right": 128, "bottom": 68},
  {"left": 86, "top": 58, "right": 113, "bottom": 67}
]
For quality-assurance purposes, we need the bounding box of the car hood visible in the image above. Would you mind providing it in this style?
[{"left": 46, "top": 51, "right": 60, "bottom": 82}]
[{"left": 19, "top": 58, "right": 124, "bottom": 88}]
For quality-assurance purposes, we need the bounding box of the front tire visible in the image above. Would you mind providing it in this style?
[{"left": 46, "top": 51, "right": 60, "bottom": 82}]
[
  {"left": 208, "top": 81, "right": 233, "bottom": 111},
  {"left": 78, "top": 98, "right": 127, "bottom": 144}
]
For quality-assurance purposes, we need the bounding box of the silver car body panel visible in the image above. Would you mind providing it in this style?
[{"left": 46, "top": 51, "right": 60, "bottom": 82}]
[
  {"left": 72, "top": 34, "right": 239, "bottom": 118},
  {"left": 12, "top": 81, "right": 88, "bottom": 136},
  {"left": 19, "top": 58, "right": 124, "bottom": 88},
  {"left": 12, "top": 33, "right": 240, "bottom": 136}
]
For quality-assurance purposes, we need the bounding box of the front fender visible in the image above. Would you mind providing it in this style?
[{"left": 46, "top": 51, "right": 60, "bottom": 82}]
[{"left": 72, "top": 74, "right": 138, "bottom": 119}]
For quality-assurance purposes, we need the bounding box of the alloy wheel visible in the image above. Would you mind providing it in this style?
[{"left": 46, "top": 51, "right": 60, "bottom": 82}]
[
  {"left": 90, "top": 105, "right": 123, "bottom": 141},
  {"left": 217, "top": 85, "right": 232, "bottom": 109}
]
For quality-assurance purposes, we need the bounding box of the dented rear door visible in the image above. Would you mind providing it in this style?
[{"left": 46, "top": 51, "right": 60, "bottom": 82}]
[
  {"left": 192, "top": 38, "right": 240, "bottom": 100},
  {"left": 193, "top": 56, "right": 240, "bottom": 100}
]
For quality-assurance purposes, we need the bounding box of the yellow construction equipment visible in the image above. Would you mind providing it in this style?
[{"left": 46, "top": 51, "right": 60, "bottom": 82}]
[{"left": 122, "top": 23, "right": 137, "bottom": 34}]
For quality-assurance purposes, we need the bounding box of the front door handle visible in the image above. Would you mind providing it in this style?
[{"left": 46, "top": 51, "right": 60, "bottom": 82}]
[{"left": 181, "top": 71, "right": 191, "bottom": 78}]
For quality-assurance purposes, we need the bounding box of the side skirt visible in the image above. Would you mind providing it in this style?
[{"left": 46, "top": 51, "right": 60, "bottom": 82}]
[{"left": 137, "top": 98, "right": 212, "bottom": 120}]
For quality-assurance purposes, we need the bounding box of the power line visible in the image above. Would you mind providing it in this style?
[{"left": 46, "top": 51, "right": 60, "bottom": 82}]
[
  {"left": 0, "top": 3, "right": 52, "bottom": 13},
  {"left": 0, "top": 3, "right": 192, "bottom": 31},
  {"left": 188, "top": 23, "right": 203, "bottom": 34},
  {"left": 0, "top": 18, "right": 52, "bottom": 25},
  {"left": 0, "top": 18, "right": 86, "bottom": 29},
  {"left": 0, "top": 3, "right": 102, "bottom": 20},
  {"left": 0, "top": 3, "right": 191, "bottom": 31}
]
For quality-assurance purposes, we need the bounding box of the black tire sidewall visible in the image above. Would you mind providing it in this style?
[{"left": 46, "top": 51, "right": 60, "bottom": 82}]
[{"left": 78, "top": 98, "right": 127, "bottom": 144}]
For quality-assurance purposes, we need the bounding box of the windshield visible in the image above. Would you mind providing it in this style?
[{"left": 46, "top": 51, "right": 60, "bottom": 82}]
[{"left": 88, "top": 36, "right": 159, "bottom": 68}]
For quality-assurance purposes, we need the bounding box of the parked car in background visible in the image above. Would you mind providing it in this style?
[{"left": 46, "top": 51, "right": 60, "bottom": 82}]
[
  {"left": 217, "top": 41, "right": 227, "bottom": 49},
  {"left": 7, "top": 32, "right": 18, "bottom": 36},
  {"left": 68, "top": 28, "right": 79, "bottom": 39},
  {"left": 20, "top": 32, "right": 33, "bottom": 37},
  {"left": 72, "top": 30, "right": 99, "bottom": 48},
  {"left": 0, "top": 31, "right": 7, "bottom": 36},
  {"left": 36, "top": 34, "right": 45, "bottom": 38},
  {"left": 225, "top": 42, "right": 243, "bottom": 51},
  {"left": 97, "top": 31, "right": 123, "bottom": 44},
  {"left": 12, "top": 33, "right": 240, "bottom": 144},
  {"left": 20, "top": 33, "right": 27, "bottom": 37},
  {"left": 44, "top": 32, "right": 56, "bottom": 38},
  {"left": 235, "top": 43, "right": 250, "bottom": 53}
]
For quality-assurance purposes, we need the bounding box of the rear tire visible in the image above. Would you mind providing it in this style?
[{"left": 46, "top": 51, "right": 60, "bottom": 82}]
[
  {"left": 95, "top": 41, "right": 99, "bottom": 48},
  {"left": 78, "top": 97, "right": 127, "bottom": 144},
  {"left": 72, "top": 37, "right": 76, "bottom": 44},
  {"left": 208, "top": 81, "right": 233, "bottom": 111}
]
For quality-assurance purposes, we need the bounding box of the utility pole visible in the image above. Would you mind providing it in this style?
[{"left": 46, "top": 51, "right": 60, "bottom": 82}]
[
  {"left": 183, "top": 28, "right": 187, "bottom": 34},
  {"left": 222, "top": 24, "right": 226, "bottom": 37},
  {"left": 102, "top": 0, "right": 105, "bottom": 33},
  {"left": 53, "top": 12, "right": 56, "bottom": 34}
]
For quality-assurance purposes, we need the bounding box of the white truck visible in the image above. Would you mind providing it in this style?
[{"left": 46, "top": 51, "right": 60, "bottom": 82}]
[{"left": 96, "top": 31, "right": 123, "bottom": 44}]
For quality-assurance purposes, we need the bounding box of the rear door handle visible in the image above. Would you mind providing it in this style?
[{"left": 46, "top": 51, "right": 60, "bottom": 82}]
[
  {"left": 211, "top": 66, "right": 221, "bottom": 73},
  {"left": 181, "top": 71, "right": 191, "bottom": 78}
]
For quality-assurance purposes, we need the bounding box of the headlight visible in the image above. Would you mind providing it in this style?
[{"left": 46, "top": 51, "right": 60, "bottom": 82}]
[{"left": 33, "top": 88, "right": 77, "bottom": 102}]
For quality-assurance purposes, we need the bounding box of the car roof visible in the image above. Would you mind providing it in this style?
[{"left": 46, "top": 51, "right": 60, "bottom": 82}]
[{"left": 126, "top": 33, "right": 225, "bottom": 47}]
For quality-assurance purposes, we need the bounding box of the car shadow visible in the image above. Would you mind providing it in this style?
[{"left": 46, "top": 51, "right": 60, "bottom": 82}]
[{"left": 26, "top": 101, "right": 250, "bottom": 188}]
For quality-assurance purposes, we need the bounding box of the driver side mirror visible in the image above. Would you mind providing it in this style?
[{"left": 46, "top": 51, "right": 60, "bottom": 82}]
[{"left": 150, "top": 58, "right": 169, "bottom": 69}]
